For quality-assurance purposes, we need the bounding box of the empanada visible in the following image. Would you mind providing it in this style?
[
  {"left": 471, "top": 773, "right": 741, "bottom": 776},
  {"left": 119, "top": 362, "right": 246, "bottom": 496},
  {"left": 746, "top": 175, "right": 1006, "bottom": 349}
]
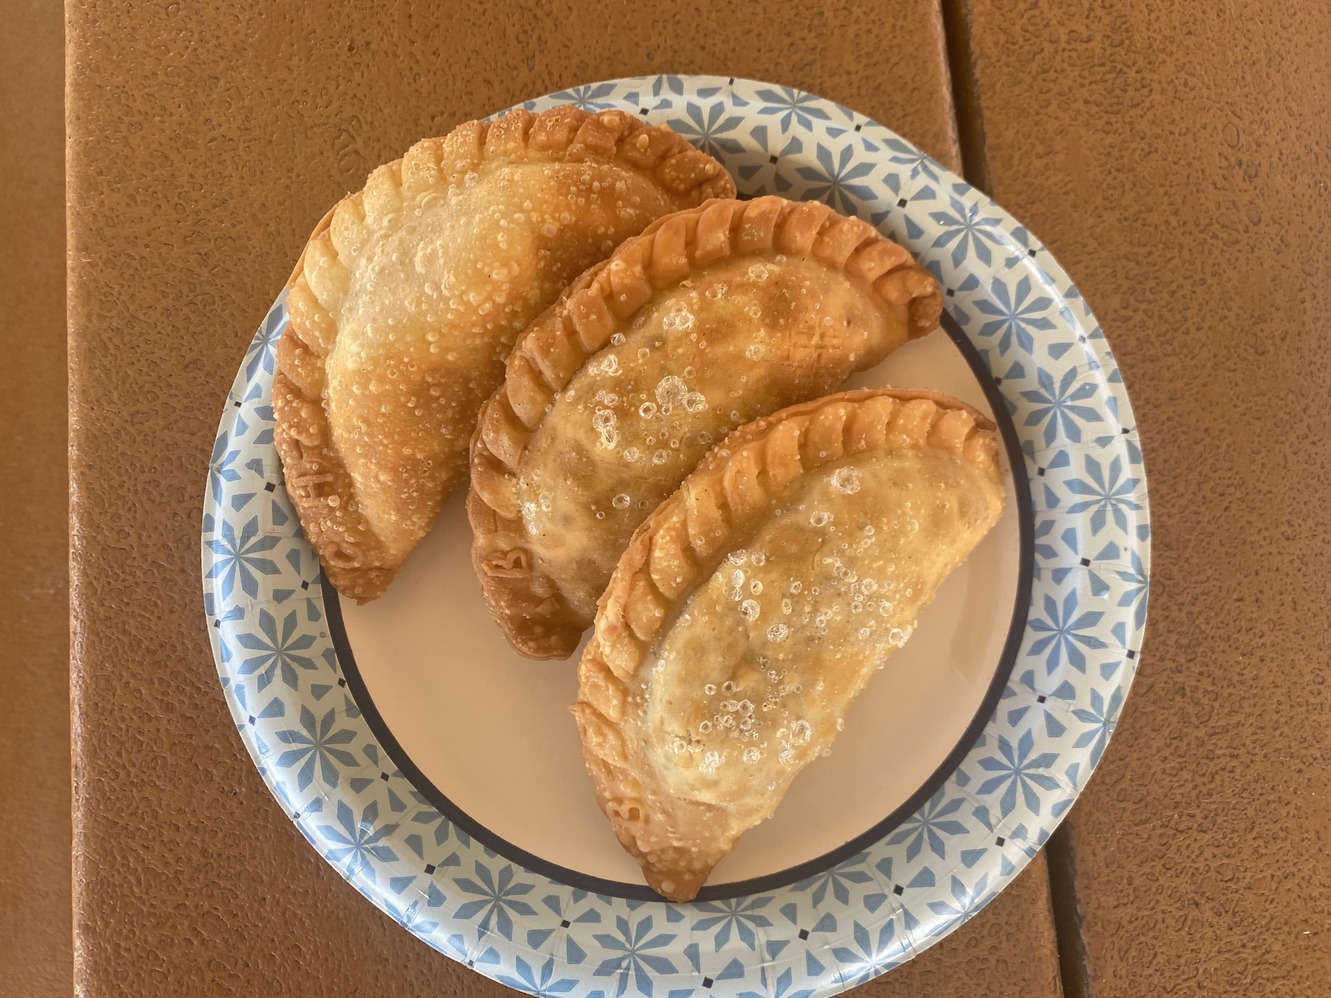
[
  {"left": 571, "top": 387, "right": 1005, "bottom": 901},
  {"left": 274, "top": 107, "right": 734, "bottom": 601},
  {"left": 469, "top": 197, "right": 941, "bottom": 658}
]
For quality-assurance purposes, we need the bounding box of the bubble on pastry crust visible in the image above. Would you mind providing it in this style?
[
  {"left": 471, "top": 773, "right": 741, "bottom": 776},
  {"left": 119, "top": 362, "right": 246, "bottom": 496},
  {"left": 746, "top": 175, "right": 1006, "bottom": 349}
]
[
  {"left": 747, "top": 262, "right": 773, "bottom": 282},
  {"left": 700, "top": 750, "right": 721, "bottom": 775},
  {"left": 722, "top": 680, "right": 737, "bottom": 694},
  {"left": 704, "top": 283, "right": 727, "bottom": 300},
  {"left": 639, "top": 401, "right": 658, "bottom": 419},
  {"left": 749, "top": 580, "right": 763, "bottom": 595},
  {"left": 637, "top": 346, "right": 651, "bottom": 361},
  {"left": 652, "top": 449, "right": 669, "bottom": 465},
  {"left": 743, "top": 747, "right": 762, "bottom": 764},
  {"left": 810, "top": 510, "right": 832, "bottom": 527},
  {"left": 610, "top": 332, "right": 626, "bottom": 346},
  {"left": 661, "top": 304, "right": 695, "bottom": 332},
  {"left": 595, "top": 510, "right": 605, "bottom": 520},
  {"left": 538, "top": 492, "right": 552, "bottom": 512},
  {"left": 684, "top": 391, "right": 707, "bottom": 414},
  {"left": 788, "top": 580, "right": 802, "bottom": 595},
  {"left": 698, "top": 720, "right": 712, "bottom": 734},
  {"left": 622, "top": 446, "right": 641, "bottom": 462},
  {"left": 655, "top": 375, "right": 688, "bottom": 411},
  {"left": 592, "top": 407, "right": 619, "bottom": 449},
  {"left": 888, "top": 625, "right": 914, "bottom": 647},
  {"left": 766, "top": 623, "right": 790, "bottom": 643},
  {"left": 781, "top": 599, "right": 793, "bottom": 615},
  {"left": 739, "top": 599, "right": 760, "bottom": 621},
  {"left": 594, "top": 354, "right": 622, "bottom": 376},
  {"left": 790, "top": 719, "right": 812, "bottom": 745},
  {"left": 727, "top": 550, "right": 747, "bottom": 565},
  {"left": 831, "top": 467, "right": 862, "bottom": 495},
  {"left": 703, "top": 683, "right": 717, "bottom": 696}
]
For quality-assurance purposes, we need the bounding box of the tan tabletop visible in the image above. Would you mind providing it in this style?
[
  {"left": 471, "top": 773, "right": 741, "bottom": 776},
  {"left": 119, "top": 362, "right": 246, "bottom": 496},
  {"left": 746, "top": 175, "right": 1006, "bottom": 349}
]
[
  {"left": 1, "top": 2, "right": 69, "bottom": 996},
  {"left": 31, "top": 0, "right": 1328, "bottom": 995}
]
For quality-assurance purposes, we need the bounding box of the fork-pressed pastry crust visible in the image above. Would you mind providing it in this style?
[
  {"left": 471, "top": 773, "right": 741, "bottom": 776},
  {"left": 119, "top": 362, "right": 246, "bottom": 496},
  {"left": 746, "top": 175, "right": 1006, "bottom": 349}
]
[
  {"left": 274, "top": 106, "right": 734, "bottom": 602},
  {"left": 570, "top": 387, "right": 1005, "bottom": 901},
  {"left": 468, "top": 197, "right": 942, "bottom": 658}
]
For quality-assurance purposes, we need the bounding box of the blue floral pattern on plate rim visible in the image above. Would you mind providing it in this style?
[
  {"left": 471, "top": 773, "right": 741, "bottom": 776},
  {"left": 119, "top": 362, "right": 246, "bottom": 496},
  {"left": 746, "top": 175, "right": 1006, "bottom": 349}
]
[{"left": 201, "top": 75, "right": 1149, "bottom": 996}]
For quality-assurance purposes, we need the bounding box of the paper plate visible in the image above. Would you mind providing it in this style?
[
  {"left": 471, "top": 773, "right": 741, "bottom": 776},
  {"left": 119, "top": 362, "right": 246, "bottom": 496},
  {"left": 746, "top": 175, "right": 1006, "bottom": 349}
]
[{"left": 203, "top": 74, "right": 1149, "bottom": 996}]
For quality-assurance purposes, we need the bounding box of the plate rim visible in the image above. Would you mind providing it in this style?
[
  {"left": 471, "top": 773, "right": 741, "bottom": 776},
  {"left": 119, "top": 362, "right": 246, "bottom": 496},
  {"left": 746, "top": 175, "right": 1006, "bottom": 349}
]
[{"left": 202, "top": 73, "right": 1150, "bottom": 998}]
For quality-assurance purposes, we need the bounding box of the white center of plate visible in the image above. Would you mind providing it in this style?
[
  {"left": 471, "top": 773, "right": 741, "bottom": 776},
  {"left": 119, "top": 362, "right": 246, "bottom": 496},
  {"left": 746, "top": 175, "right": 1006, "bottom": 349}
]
[{"left": 339, "top": 329, "right": 1021, "bottom": 892}]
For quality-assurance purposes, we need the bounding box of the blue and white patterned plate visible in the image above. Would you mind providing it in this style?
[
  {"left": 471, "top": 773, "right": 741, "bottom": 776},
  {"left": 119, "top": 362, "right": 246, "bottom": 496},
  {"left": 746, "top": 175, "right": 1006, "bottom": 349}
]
[{"left": 203, "top": 75, "right": 1148, "bottom": 995}]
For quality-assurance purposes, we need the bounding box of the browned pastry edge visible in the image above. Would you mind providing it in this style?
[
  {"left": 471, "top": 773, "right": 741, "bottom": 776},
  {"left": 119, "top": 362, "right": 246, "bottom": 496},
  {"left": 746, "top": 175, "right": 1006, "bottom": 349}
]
[
  {"left": 468, "top": 196, "right": 944, "bottom": 657},
  {"left": 571, "top": 386, "right": 1000, "bottom": 900},
  {"left": 274, "top": 106, "right": 736, "bottom": 603}
]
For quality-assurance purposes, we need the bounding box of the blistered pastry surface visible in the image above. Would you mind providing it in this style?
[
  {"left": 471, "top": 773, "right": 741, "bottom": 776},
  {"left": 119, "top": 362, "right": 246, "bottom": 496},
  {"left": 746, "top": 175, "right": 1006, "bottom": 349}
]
[
  {"left": 515, "top": 253, "right": 902, "bottom": 619},
  {"left": 325, "top": 159, "right": 692, "bottom": 554},
  {"left": 646, "top": 446, "right": 1000, "bottom": 804},
  {"left": 573, "top": 388, "right": 1005, "bottom": 899}
]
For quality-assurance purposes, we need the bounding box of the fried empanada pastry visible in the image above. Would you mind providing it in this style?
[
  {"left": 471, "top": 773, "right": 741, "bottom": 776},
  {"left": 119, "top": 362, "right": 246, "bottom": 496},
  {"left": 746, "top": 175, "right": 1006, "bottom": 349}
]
[
  {"left": 274, "top": 107, "right": 734, "bottom": 602},
  {"left": 571, "top": 387, "right": 1005, "bottom": 901},
  {"left": 469, "top": 197, "right": 941, "bottom": 658}
]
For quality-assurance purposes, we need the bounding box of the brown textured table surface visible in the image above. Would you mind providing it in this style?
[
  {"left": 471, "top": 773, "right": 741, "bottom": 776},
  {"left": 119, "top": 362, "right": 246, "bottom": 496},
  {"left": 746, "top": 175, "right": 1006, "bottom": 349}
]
[{"left": 14, "top": 0, "right": 1322, "bottom": 994}]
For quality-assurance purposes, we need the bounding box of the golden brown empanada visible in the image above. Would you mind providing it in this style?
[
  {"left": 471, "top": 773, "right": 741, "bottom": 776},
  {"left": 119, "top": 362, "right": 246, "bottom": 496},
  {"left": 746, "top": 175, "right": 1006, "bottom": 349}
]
[
  {"left": 571, "top": 387, "right": 1005, "bottom": 901},
  {"left": 469, "top": 197, "right": 941, "bottom": 658},
  {"left": 274, "top": 107, "right": 734, "bottom": 601}
]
